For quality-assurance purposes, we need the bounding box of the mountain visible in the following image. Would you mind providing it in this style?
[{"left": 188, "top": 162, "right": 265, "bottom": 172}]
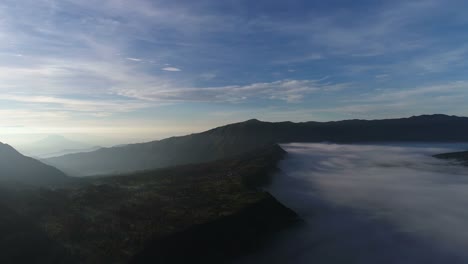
[
  {"left": 45, "top": 114, "right": 468, "bottom": 176},
  {"left": 434, "top": 150, "right": 468, "bottom": 166},
  {"left": 16, "top": 135, "right": 96, "bottom": 158},
  {"left": 40, "top": 146, "right": 102, "bottom": 159},
  {"left": 1, "top": 144, "right": 297, "bottom": 263},
  {"left": 0, "top": 142, "right": 69, "bottom": 187}
]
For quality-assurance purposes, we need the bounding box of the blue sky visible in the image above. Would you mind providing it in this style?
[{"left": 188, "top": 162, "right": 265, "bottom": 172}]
[{"left": 1, "top": 0, "right": 468, "bottom": 144}]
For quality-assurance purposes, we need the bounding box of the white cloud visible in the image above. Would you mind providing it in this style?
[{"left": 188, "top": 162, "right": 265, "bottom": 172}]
[
  {"left": 161, "top": 67, "right": 182, "bottom": 72},
  {"left": 126, "top": 57, "right": 142, "bottom": 62}
]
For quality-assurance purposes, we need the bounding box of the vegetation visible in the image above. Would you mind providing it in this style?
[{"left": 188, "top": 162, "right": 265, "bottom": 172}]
[
  {"left": 0, "top": 203, "right": 75, "bottom": 264},
  {"left": 0, "top": 144, "right": 297, "bottom": 263}
]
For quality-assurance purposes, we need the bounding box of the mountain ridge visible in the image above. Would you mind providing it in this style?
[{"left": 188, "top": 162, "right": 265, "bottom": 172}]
[{"left": 44, "top": 114, "right": 468, "bottom": 176}]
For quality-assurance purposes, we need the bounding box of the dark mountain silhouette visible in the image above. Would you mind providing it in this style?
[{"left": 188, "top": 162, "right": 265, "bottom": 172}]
[
  {"left": 434, "top": 150, "right": 468, "bottom": 166},
  {"left": 0, "top": 142, "right": 69, "bottom": 186},
  {"left": 44, "top": 114, "right": 468, "bottom": 176}
]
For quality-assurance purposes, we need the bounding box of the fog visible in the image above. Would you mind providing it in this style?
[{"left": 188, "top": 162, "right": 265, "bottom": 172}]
[{"left": 240, "top": 143, "right": 468, "bottom": 264}]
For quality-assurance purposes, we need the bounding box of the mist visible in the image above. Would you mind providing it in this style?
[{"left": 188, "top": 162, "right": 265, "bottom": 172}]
[{"left": 240, "top": 143, "right": 468, "bottom": 264}]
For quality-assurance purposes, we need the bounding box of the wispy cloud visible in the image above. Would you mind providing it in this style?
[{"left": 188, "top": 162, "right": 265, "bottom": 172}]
[
  {"left": 273, "top": 54, "right": 323, "bottom": 65},
  {"left": 126, "top": 57, "right": 143, "bottom": 62},
  {"left": 116, "top": 79, "right": 349, "bottom": 103},
  {"left": 0, "top": 0, "right": 467, "bottom": 138},
  {"left": 359, "top": 81, "right": 468, "bottom": 103},
  {"left": 161, "top": 67, "right": 182, "bottom": 72},
  {"left": 0, "top": 94, "right": 148, "bottom": 113},
  {"left": 410, "top": 46, "right": 468, "bottom": 73}
]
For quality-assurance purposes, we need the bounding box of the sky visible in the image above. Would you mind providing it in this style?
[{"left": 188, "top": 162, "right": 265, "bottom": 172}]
[{"left": 1, "top": 0, "right": 468, "bottom": 145}]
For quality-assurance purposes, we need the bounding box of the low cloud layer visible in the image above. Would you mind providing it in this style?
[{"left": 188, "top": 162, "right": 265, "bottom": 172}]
[{"left": 241, "top": 143, "right": 468, "bottom": 264}]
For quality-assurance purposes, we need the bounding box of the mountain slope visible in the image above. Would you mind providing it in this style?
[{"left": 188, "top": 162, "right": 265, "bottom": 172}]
[
  {"left": 45, "top": 114, "right": 468, "bottom": 176},
  {"left": 0, "top": 142, "right": 69, "bottom": 186}
]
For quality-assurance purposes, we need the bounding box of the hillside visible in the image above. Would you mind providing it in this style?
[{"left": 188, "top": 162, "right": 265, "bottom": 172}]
[
  {"left": 1, "top": 144, "right": 297, "bottom": 263},
  {"left": 0, "top": 143, "right": 70, "bottom": 187},
  {"left": 45, "top": 114, "right": 468, "bottom": 176},
  {"left": 434, "top": 151, "right": 468, "bottom": 166}
]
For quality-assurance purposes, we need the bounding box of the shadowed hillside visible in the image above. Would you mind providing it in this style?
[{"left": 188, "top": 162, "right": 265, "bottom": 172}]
[
  {"left": 0, "top": 203, "right": 74, "bottom": 264},
  {"left": 0, "top": 142, "right": 70, "bottom": 187},
  {"left": 45, "top": 115, "right": 468, "bottom": 176},
  {"left": 1, "top": 144, "right": 298, "bottom": 263}
]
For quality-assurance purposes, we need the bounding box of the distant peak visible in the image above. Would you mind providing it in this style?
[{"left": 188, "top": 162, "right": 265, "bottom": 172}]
[{"left": 244, "top": 119, "right": 262, "bottom": 123}]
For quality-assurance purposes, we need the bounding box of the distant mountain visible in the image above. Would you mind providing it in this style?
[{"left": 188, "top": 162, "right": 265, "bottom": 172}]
[
  {"left": 40, "top": 146, "right": 102, "bottom": 159},
  {"left": 0, "top": 142, "right": 69, "bottom": 186},
  {"left": 434, "top": 150, "right": 468, "bottom": 166},
  {"left": 16, "top": 135, "right": 96, "bottom": 158},
  {"left": 45, "top": 114, "right": 468, "bottom": 176}
]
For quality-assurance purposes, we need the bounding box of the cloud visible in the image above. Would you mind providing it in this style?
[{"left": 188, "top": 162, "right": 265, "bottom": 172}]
[
  {"left": 0, "top": 94, "right": 149, "bottom": 113},
  {"left": 250, "top": 143, "right": 468, "bottom": 263},
  {"left": 257, "top": 1, "right": 438, "bottom": 57},
  {"left": 360, "top": 81, "right": 468, "bottom": 103},
  {"left": 410, "top": 46, "right": 468, "bottom": 73},
  {"left": 200, "top": 73, "right": 217, "bottom": 80},
  {"left": 273, "top": 54, "right": 323, "bottom": 65},
  {"left": 161, "top": 67, "right": 182, "bottom": 72},
  {"left": 0, "top": 0, "right": 467, "bottom": 135},
  {"left": 116, "top": 79, "right": 349, "bottom": 103},
  {"left": 126, "top": 57, "right": 143, "bottom": 62},
  {"left": 299, "top": 81, "right": 468, "bottom": 118}
]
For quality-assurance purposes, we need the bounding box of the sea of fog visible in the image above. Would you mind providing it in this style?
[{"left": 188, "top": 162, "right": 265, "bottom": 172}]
[{"left": 239, "top": 143, "right": 468, "bottom": 264}]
